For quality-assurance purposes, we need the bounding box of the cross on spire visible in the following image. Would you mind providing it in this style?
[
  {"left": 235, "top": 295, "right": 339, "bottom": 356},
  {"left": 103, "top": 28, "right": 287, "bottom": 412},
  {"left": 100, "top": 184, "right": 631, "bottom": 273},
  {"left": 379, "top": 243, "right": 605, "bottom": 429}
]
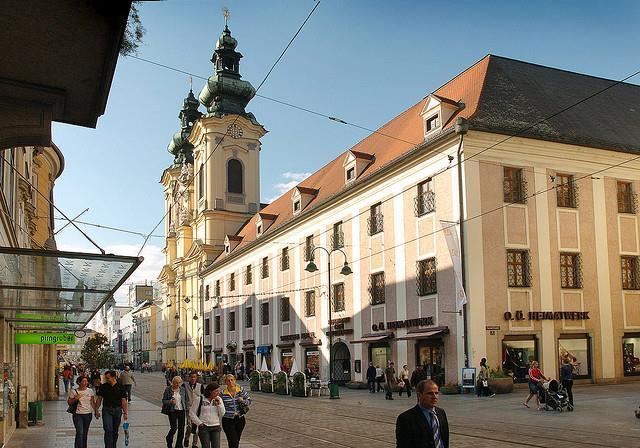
[{"left": 223, "top": 7, "right": 230, "bottom": 28}]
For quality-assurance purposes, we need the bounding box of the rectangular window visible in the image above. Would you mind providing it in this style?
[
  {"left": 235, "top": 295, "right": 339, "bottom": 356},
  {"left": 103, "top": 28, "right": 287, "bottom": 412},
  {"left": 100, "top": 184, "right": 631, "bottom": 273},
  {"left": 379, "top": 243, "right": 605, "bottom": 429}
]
[
  {"left": 294, "top": 200, "right": 301, "bottom": 212},
  {"left": 331, "top": 221, "right": 344, "bottom": 250},
  {"left": 245, "top": 307, "right": 253, "bottom": 328},
  {"left": 559, "top": 336, "right": 591, "bottom": 379},
  {"left": 346, "top": 167, "right": 355, "bottom": 181},
  {"left": 304, "top": 290, "right": 316, "bottom": 317},
  {"left": 215, "top": 280, "right": 221, "bottom": 297},
  {"left": 369, "top": 272, "right": 385, "bottom": 305},
  {"left": 204, "top": 318, "right": 210, "bottom": 335},
  {"left": 622, "top": 256, "right": 640, "bottom": 290},
  {"left": 214, "top": 315, "right": 221, "bottom": 334},
  {"left": 280, "top": 297, "right": 290, "bottom": 322},
  {"left": 228, "top": 311, "right": 236, "bottom": 332},
  {"left": 229, "top": 272, "right": 235, "bottom": 291},
  {"left": 281, "top": 247, "right": 290, "bottom": 271},
  {"left": 257, "top": 224, "right": 262, "bottom": 235},
  {"left": 507, "top": 249, "right": 531, "bottom": 287},
  {"left": 261, "top": 256, "right": 269, "bottom": 278},
  {"left": 205, "top": 285, "right": 210, "bottom": 301},
  {"left": 426, "top": 114, "right": 439, "bottom": 132},
  {"left": 332, "top": 283, "right": 345, "bottom": 312},
  {"left": 415, "top": 180, "right": 435, "bottom": 216},
  {"left": 417, "top": 258, "right": 437, "bottom": 296},
  {"left": 368, "top": 202, "right": 383, "bottom": 235},
  {"left": 261, "top": 302, "right": 269, "bottom": 325},
  {"left": 245, "top": 265, "right": 252, "bottom": 285},
  {"left": 560, "top": 253, "right": 582, "bottom": 289},
  {"left": 503, "top": 167, "right": 526, "bottom": 203},
  {"left": 556, "top": 173, "right": 577, "bottom": 208},
  {"left": 618, "top": 181, "right": 636, "bottom": 214},
  {"left": 502, "top": 337, "right": 538, "bottom": 383},
  {"left": 623, "top": 334, "right": 640, "bottom": 376},
  {"left": 305, "top": 235, "right": 315, "bottom": 261}
]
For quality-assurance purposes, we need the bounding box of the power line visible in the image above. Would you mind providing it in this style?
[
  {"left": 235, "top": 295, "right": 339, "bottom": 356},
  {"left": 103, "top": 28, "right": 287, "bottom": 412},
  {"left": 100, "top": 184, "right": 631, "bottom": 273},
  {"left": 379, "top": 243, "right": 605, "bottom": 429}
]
[{"left": 136, "top": 1, "right": 321, "bottom": 257}]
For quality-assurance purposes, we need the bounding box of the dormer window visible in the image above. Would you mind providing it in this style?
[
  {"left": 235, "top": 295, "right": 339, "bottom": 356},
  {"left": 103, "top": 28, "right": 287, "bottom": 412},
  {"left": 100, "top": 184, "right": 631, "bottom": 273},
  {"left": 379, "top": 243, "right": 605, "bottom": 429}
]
[
  {"left": 426, "top": 114, "right": 439, "bottom": 132},
  {"left": 346, "top": 167, "right": 355, "bottom": 181},
  {"left": 291, "top": 187, "right": 318, "bottom": 215}
]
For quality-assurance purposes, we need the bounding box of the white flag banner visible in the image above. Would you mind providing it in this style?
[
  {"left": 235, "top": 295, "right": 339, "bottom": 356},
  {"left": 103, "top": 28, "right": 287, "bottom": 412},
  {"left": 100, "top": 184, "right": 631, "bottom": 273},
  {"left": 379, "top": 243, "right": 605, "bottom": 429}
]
[
  {"left": 290, "top": 358, "right": 300, "bottom": 375},
  {"left": 440, "top": 221, "right": 468, "bottom": 308},
  {"left": 272, "top": 360, "right": 281, "bottom": 374},
  {"left": 260, "top": 356, "right": 268, "bottom": 372}
]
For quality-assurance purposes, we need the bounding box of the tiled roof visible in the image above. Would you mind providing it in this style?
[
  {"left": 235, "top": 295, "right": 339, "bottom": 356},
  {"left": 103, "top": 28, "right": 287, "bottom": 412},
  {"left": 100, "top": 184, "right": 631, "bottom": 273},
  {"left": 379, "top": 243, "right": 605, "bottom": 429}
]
[{"left": 209, "top": 54, "right": 640, "bottom": 266}]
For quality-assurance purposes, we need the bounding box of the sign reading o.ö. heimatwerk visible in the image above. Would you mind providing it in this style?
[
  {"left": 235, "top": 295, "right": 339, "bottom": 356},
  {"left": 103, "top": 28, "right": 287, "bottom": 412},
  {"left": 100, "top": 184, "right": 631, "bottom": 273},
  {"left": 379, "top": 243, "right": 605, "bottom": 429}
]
[
  {"left": 372, "top": 317, "right": 434, "bottom": 332},
  {"left": 504, "top": 310, "right": 590, "bottom": 321}
]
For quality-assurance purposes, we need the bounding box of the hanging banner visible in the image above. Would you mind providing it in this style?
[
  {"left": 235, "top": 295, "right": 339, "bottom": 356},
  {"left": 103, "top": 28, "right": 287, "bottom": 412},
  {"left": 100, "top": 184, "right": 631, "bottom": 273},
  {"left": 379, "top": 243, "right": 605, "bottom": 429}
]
[
  {"left": 440, "top": 221, "right": 468, "bottom": 307},
  {"left": 15, "top": 333, "right": 75, "bottom": 345}
]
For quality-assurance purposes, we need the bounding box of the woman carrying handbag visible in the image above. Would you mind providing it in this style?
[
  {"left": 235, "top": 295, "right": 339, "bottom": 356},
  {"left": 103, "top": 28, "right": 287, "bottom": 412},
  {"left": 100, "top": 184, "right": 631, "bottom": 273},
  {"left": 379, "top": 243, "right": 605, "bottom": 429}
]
[
  {"left": 68, "top": 376, "right": 97, "bottom": 448},
  {"left": 220, "top": 374, "right": 251, "bottom": 448},
  {"left": 162, "top": 376, "right": 187, "bottom": 448}
]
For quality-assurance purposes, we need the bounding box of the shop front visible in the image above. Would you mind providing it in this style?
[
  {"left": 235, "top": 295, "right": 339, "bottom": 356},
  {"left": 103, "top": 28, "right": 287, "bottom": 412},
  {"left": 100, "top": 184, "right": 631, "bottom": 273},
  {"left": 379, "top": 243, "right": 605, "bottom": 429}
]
[
  {"left": 257, "top": 344, "right": 272, "bottom": 371},
  {"left": 397, "top": 328, "right": 448, "bottom": 386},
  {"left": 623, "top": 333, "right": 640, "bottom": 377},
  {"left": 242, "top": 339, "right": 255, "bottom": 373},
  {"left": 300, "top": 338, "right": 322, "bottom": 378},
  {"left": 502, "top": 335, "right": 538, "bottom": 383},
  {"left": 350, "top": 334, "right": 392, "bottom": 375},
  {"left": 558, "top": 334, "right": 591, "bottom": 379}
]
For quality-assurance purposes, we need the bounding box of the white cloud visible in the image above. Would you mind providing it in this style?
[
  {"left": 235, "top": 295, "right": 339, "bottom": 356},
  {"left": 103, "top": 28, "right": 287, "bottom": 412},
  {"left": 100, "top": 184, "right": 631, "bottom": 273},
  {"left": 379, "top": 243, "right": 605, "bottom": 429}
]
[
  {"left": 57, "top": 242, "right": 164, "bottom": 304},
  {"left": 268, "top": 171, "right": 311, "bottom": 202}
]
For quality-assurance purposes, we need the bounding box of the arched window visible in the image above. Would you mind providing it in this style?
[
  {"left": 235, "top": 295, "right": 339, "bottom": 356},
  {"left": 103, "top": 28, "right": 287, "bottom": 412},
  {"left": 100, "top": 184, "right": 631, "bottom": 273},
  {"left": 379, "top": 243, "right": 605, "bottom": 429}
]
[
  {"left": 227, "top": 159, "right": 243, "bottom": 194},
  {"left": 198, "top": 163, "right": 204, "bottom": 199}
]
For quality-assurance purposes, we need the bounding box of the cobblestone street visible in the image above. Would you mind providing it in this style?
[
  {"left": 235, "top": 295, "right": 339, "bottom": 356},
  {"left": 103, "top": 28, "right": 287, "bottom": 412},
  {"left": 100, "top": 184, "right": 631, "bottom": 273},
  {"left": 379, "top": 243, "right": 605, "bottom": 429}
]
[{"left": 8, "top": 373, "right": 640, "bottom": 447}]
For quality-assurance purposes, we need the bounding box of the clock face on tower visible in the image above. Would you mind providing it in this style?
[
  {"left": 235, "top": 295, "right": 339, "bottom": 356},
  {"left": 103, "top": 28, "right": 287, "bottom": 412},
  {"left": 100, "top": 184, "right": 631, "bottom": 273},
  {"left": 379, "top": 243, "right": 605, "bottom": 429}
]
[{"left": 227, "top": 123, "right": 243, "bottom": 139}]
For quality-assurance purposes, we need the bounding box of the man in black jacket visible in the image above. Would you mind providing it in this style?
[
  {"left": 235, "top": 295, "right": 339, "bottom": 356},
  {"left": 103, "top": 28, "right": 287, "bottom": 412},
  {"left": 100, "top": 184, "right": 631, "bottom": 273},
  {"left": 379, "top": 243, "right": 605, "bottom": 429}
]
[
  {"left": 365, "top": 362, "right": 377, "bottom": 393},
  {"left": 396, "top": 380, "right": 449, "bottom": 448}
]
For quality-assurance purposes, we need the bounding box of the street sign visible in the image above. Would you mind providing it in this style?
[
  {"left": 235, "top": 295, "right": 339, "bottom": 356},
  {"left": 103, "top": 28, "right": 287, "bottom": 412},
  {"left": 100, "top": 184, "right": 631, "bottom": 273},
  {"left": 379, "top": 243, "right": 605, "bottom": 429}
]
[
  {"left": 15, "top": 333, "right": 75, "bottom": 345},
  {"left": 15, "top": 313, "right": 65, "bottom": 327}
]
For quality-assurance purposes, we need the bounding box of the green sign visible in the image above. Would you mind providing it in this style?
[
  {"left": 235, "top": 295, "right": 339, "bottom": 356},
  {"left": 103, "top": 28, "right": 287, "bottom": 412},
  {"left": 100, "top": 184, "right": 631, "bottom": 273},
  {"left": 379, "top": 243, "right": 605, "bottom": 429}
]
[
  {"left": 15, "top": 313, "right": 65, "bottom": 327},
  {"left": 15, "top": 333, "right": 75, "bottom": 345}
]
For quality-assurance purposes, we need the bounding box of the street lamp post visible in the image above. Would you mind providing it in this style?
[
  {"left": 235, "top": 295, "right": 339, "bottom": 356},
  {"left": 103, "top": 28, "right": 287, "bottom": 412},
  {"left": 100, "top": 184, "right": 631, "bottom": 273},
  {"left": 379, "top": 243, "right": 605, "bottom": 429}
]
[
  {"left": 305, "top": 246, "right": 352, "bottom": 399},
  {"left": 174, "top": 297, "right": 199, "bottom": 366}
]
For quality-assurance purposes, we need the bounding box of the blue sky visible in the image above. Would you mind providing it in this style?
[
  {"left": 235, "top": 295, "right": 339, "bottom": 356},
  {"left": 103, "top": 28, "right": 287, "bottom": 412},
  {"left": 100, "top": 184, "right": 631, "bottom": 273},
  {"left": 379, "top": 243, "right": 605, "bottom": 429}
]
[{"left": 52, "top": 0, "right": 639, "bottom": 288}]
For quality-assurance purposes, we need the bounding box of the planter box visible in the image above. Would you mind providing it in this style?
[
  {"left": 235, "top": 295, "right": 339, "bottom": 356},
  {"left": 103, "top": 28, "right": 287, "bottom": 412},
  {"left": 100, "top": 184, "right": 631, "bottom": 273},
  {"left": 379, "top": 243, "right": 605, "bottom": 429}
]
[
  {"left": 440, "top": 386, "right": 460, "bottom": 395},
  {"left": 488, "top": 377, "right": 514, "bottom": 394}
]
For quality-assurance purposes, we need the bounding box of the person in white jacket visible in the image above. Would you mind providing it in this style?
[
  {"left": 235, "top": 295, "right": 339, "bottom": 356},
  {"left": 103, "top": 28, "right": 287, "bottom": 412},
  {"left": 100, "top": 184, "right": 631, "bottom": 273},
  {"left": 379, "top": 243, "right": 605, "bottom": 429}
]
[{"left": 189, "top": 382, "right": 226, "bottom": 448}]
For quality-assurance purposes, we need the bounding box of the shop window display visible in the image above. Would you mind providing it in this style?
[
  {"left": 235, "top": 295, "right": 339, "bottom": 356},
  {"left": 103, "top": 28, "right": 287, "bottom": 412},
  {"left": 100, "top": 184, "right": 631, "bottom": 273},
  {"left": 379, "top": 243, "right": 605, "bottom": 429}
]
[
  {"left": 502, "top": 338, "right": 537, "bottom": 383},
  {"left": 280, "top": 352, "right": 293, "bottom": 374},
  {"left": 305, "top": 350, "right": 320, "bottom": 378},
  {"left": 371, "top": 346, "right": 390, "bottom": 372},
  {"left": 417, "top": 342, "right": 445, "bottom": 386},
  {"left": 623, "top": 336, "right": 640, "bottom": 376},
  {"left": 558, "top": 337, "right": 591, "bottom": 379}
]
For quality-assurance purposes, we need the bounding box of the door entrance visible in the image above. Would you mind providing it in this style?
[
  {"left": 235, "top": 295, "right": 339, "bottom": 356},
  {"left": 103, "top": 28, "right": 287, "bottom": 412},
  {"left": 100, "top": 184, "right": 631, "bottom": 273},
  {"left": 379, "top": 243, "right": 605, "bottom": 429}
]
[
  {"left": 416, "top": 339, "right": 445, "bottom": 386},
  {"left": 331, "top": 342, "right": 351, "bottom": 384}
]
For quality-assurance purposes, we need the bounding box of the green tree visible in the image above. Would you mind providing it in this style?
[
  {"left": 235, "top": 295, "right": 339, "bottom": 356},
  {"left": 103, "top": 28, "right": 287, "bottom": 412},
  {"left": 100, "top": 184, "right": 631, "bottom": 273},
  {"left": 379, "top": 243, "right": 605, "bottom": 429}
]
[
  {"left": 120, "top": 1, "right": 145, "bottom": 56},
  {"left": 81, "top": 333, "right": 115, "bottom": 369}
]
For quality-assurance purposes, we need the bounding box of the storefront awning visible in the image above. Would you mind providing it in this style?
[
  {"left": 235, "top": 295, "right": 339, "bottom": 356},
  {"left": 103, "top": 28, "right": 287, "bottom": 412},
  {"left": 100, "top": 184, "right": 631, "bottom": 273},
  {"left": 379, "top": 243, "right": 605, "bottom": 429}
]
[
  {"left": 349, "top": 334, "right": 391, "bottom": 344},
  {"left": 0, "top": 246, "right": 142, "bottom": 331},
  {"left": 395, "top": 329, "right": 447, "bottom": 341},
  {"left": 256, "top": 344, "right": 272, "bottom": 354}
]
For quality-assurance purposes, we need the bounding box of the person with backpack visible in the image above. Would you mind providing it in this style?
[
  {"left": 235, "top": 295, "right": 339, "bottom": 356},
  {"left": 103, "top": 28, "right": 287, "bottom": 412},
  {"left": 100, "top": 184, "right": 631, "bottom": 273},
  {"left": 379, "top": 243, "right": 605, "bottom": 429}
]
[
  {"left": 189, "top": 382, "right": 226, "bottom": 448},
  {"left": 183, "top": 371, "right": 205, "bottom": 448}
]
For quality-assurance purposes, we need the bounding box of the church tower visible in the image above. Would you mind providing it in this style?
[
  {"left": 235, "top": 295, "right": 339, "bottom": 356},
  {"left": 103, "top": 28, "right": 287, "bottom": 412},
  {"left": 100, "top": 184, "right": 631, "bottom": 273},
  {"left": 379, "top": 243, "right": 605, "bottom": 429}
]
[{"left": 188, "top": 20, "right": 267, "bottom": 257}]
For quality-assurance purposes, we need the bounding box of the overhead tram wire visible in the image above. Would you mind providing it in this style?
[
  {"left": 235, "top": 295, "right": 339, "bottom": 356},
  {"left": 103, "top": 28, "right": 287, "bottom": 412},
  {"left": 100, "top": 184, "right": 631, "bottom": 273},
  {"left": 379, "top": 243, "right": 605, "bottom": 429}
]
[
  {"left": 0, "top": 153, "right": 105, "bottom": 254},
  {"left": 136, "top": 1, "right": 322, "bottom": 257}
]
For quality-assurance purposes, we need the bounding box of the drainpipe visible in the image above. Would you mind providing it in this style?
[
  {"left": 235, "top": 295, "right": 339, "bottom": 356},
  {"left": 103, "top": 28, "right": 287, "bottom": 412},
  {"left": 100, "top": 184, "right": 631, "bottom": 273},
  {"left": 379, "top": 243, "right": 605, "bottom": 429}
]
[{"left": 455, "top": 117, "right": 469, "bottom": 367}]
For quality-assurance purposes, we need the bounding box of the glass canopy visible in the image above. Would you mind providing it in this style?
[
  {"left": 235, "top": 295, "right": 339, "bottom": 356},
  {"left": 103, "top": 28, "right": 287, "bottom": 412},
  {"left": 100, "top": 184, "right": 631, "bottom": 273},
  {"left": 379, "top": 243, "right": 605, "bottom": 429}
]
[{"left": 0, "top": 247, "right": 142, "bottom": 331}]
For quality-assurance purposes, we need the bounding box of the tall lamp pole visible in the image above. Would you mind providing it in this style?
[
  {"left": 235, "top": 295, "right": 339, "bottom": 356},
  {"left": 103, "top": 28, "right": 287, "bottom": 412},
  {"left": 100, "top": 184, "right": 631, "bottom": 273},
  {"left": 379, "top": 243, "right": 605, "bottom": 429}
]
[{"left": 305, "top": 246, "right": 352, "bottom": 399}]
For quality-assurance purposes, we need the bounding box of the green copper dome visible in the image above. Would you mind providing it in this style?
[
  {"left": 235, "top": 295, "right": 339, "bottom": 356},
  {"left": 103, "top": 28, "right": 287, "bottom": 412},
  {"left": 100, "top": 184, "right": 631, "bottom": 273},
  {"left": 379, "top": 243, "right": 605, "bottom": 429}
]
[
  {"left": 168, "top": 89, "right": 202, "bottom": 165},
  {"left": 199, "top": 25, "right": 257, "bottom": 121}
]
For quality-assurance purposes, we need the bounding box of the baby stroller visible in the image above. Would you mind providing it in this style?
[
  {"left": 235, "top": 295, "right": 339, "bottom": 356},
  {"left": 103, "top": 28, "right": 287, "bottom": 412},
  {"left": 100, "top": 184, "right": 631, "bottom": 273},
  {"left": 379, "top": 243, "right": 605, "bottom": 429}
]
[{"left": 540, "top": 379, "right": 573, "bottom": 412}]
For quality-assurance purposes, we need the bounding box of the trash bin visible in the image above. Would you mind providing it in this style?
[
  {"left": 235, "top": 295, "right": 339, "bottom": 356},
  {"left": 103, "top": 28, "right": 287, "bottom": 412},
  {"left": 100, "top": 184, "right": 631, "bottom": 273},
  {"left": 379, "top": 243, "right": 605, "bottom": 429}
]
[
  {"left": 28, "top": 402, "right": 36, "bottom": 423},
  {"left": 329, "top": 382, "right": 340, "bottom": 399},
  {"left": 36, "top": 400, "right": 43, "bottom": 421}
]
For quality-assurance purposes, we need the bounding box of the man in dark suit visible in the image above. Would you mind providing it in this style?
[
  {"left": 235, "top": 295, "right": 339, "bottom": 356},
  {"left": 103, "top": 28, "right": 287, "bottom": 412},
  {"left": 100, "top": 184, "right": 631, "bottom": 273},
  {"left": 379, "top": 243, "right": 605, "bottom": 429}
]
[{"left": 396, "top": 380, "right": 449, "bottom": 448}]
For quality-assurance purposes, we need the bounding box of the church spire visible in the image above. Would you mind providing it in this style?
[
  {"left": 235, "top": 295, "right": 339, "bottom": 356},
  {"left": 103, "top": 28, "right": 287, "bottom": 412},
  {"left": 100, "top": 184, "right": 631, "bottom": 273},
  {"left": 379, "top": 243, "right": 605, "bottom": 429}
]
[
  {"left": 198, "top": 12, "right": 257, "bottom": 120},
  {"left": 168, "top": 84, "right": 203, "bottom": 165}
]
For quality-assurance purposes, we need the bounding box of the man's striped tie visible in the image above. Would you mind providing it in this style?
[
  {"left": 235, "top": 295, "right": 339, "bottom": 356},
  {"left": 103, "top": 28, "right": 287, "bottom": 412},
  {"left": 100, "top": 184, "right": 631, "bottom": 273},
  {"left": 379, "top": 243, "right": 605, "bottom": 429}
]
[{"left": 430, "top": 409, "right": 444, "bottom": 448}]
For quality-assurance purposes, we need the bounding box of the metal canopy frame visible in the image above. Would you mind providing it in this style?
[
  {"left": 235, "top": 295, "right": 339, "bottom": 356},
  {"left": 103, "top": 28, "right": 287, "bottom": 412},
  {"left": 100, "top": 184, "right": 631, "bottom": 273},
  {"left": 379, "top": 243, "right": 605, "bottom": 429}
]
[{"left": 0, "top": 246, "right": 142, "bottom": 332}]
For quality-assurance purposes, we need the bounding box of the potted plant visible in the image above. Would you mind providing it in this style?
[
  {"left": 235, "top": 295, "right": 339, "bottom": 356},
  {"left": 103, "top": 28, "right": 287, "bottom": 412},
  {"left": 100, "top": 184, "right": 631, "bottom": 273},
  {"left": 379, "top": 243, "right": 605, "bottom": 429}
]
[
  {"left": 440, "top": 383, "right": 460, "bottom": 394},
  {"left": 249, "top": 370, "right": 260, "bottom": 392},
  {"left": 260, "top": 370, "right": 273, "bottom": 393},
  {"left": 488, "top": 365, "right": 514, "bottom": 394},
  {"left": 274, "top": 372, "right": 288, "bottom": 395},
  {"left": 291, "top": 372, "right": 306, "bottom": 397}
]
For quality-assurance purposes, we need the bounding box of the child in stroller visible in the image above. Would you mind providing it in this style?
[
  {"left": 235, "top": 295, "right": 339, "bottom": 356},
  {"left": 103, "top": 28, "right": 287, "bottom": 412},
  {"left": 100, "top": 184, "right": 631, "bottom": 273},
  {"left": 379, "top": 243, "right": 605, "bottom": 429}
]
[{"left": 540, "top": 379, "right": 574, "bottom": 412}]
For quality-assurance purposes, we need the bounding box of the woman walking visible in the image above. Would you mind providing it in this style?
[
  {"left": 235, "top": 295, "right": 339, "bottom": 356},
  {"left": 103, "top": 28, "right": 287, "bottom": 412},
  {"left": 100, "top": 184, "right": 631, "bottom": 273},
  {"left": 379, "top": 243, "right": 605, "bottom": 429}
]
[
  {"left": 523, "top": 360, "right": 547, "bottom": 410},
  {"left": 190, "top": 382, "right": 226, "bottom": 448},
  {"left": 220, "top": 374, "right": 251, "bottom": 448},
  {"left": 560, "top": 357, "right": 575, "bottom": 409},
  {"left": 477, "top": 358, "right": 496, "bottom": 398},
  {"left": 162, "top": 376, "right": 187, "bottom": 448},
  {"left": 398, "top": 364, "right": 411, "bottom": 397},
  {"left": 68, "top": 376, "right": 96, "bottom": 448}
]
